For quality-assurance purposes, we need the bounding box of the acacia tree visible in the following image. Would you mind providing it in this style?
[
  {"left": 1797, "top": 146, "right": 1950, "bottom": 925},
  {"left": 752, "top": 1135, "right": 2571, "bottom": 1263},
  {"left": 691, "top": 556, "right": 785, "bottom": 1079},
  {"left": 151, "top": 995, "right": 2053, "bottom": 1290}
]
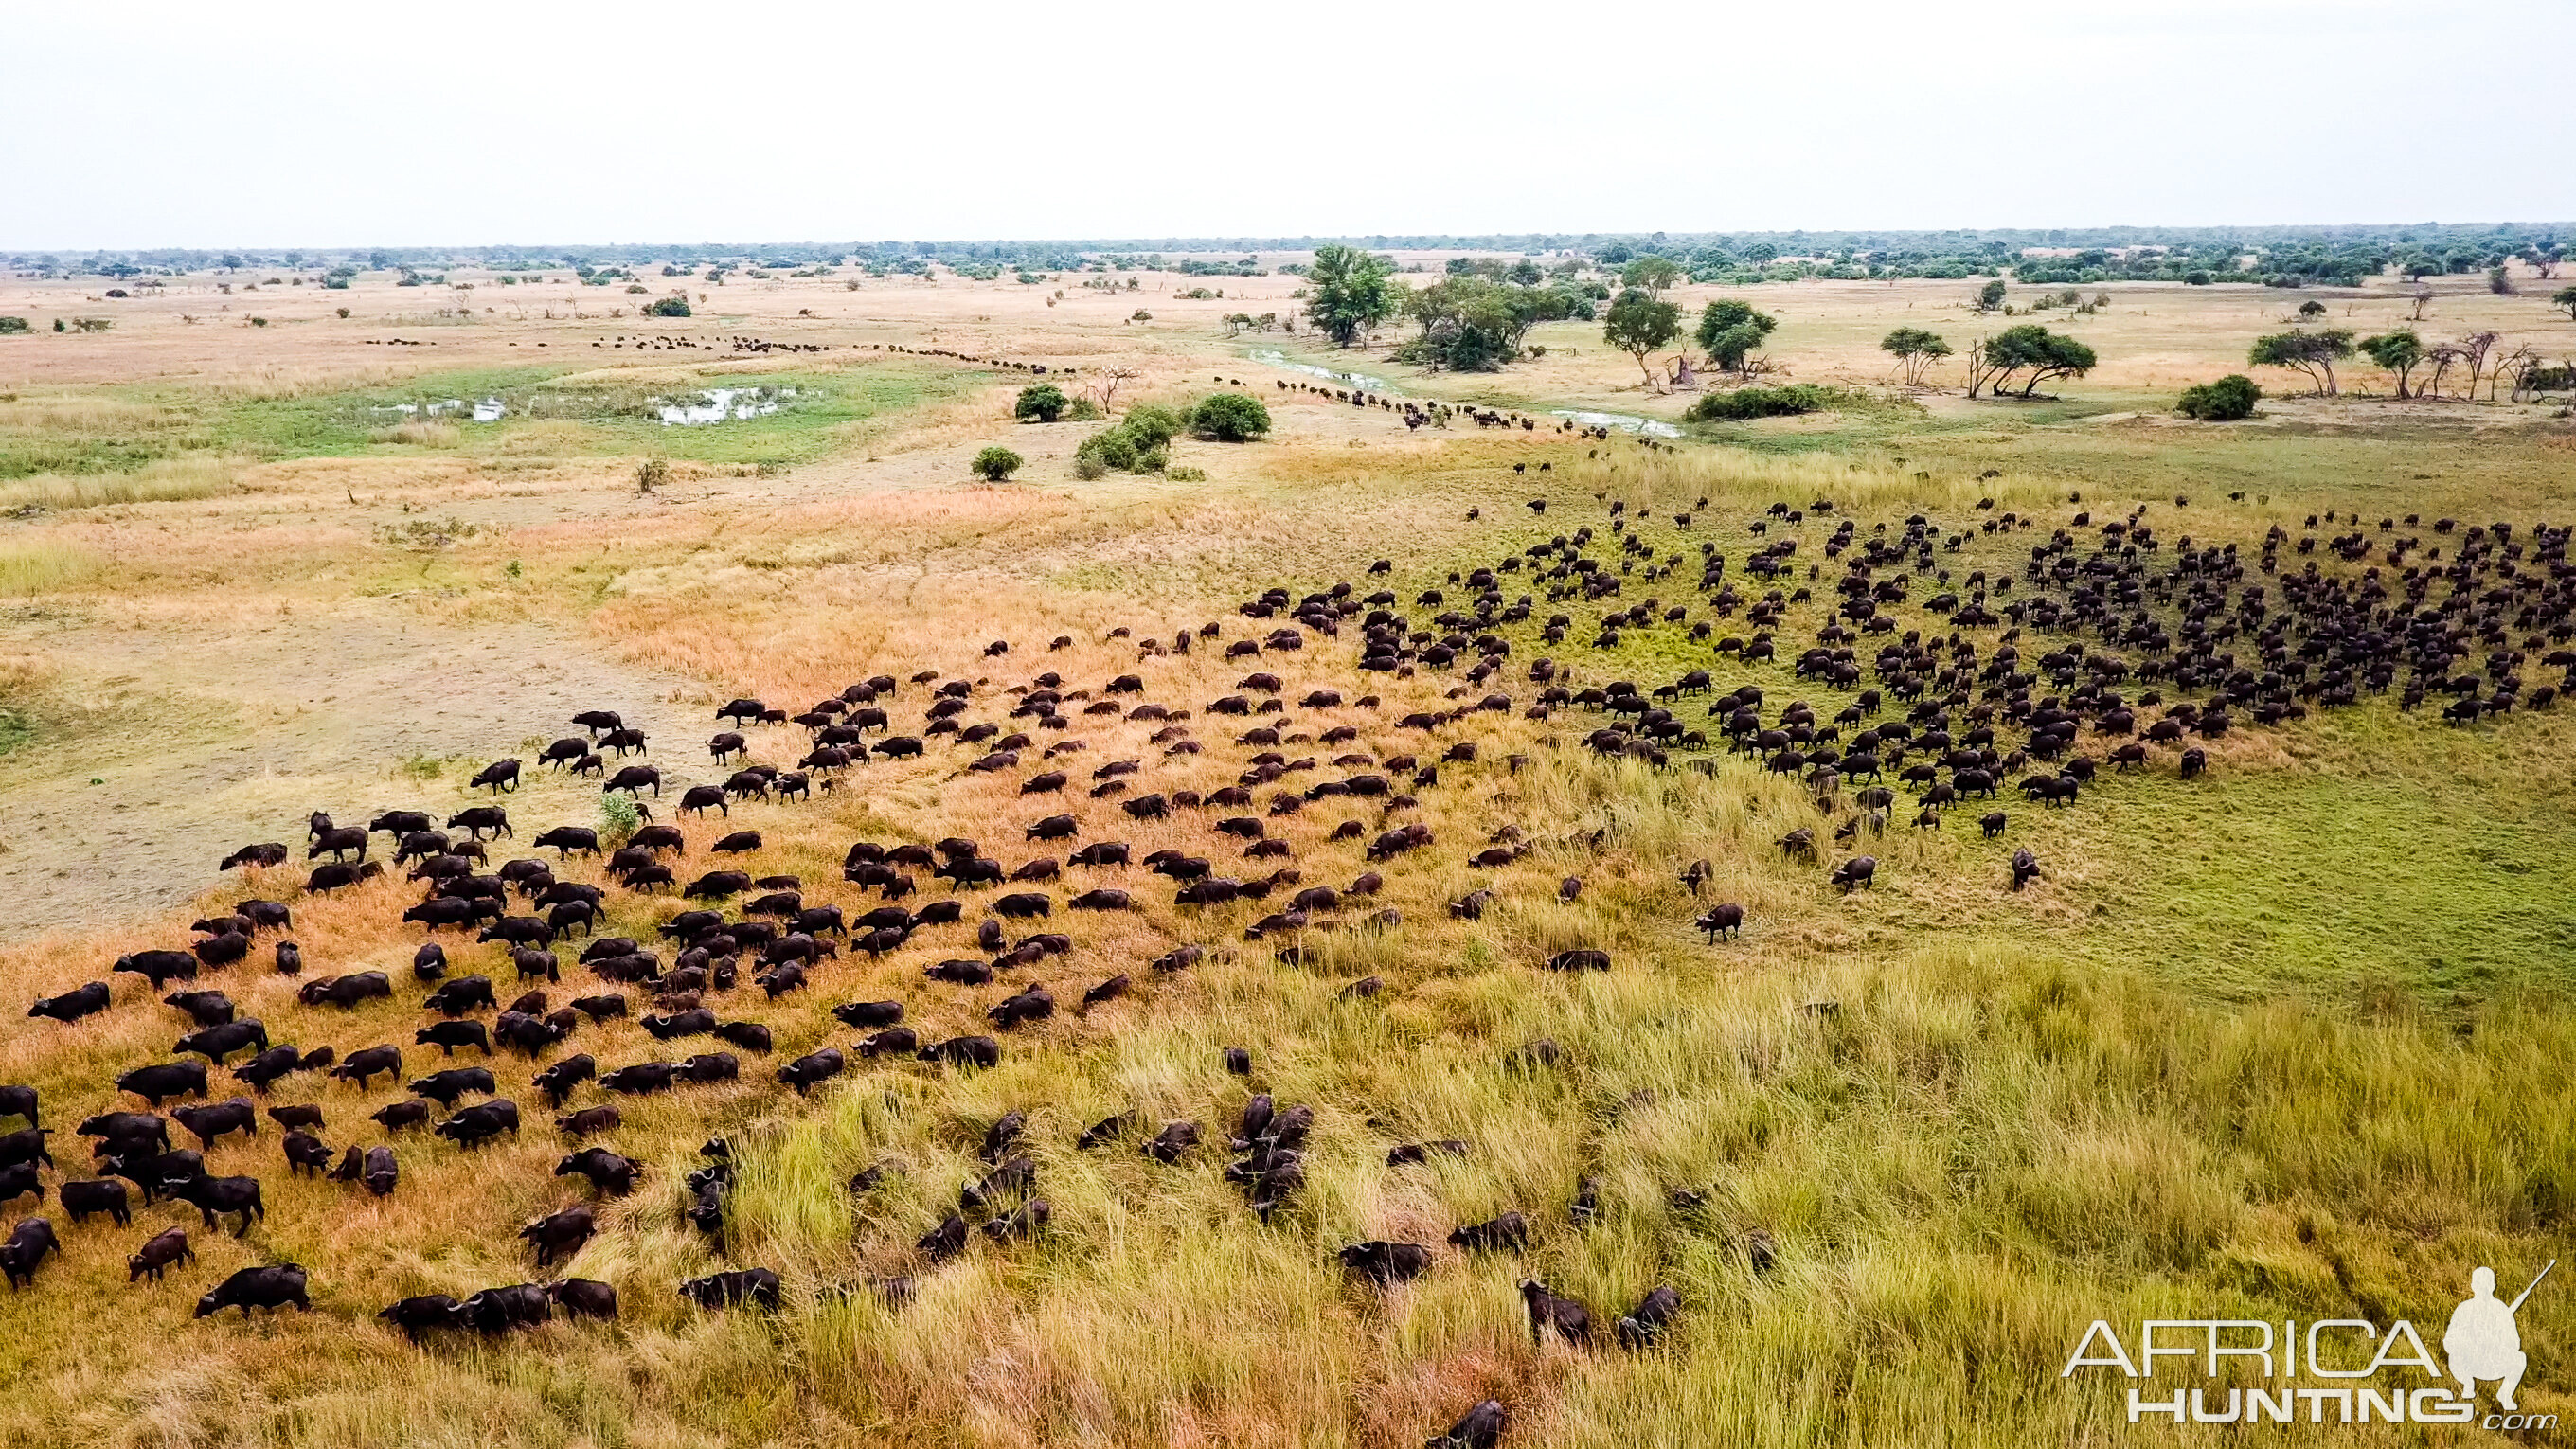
[
  {"left": 1603, "top": 289, "right": 1683, "bottom": 387},
  {"left": 1621, "top": 255, "right": 1683, "bottom": 295},
  {"left": 2554, "top": 285, "right": 2576, "bottom": 321},
  {"left": 1971, "top": 325, "right": 2097, "bottom": 398},
  {"left": 1304, "top": 244, "right": 1395, "bottom": 347},
  {"left": 1879, "top": 327, "right": 1952, "bottom": 385},
  {"left": 2359, "top": 330, "right": 2426, "bottom": 399},
  {"left": 2247, "top": 330, "right": 2355, "bottom": 396},
  {"left": 1695, "top": 299, "right": 1777, "bottom": 373}
]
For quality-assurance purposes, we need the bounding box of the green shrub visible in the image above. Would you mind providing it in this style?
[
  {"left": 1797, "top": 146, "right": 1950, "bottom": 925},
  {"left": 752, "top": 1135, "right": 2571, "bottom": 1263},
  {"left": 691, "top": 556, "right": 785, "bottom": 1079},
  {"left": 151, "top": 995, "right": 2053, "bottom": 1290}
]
[
  {"left": 1065, "top": 397, "right": 1103, "bottom": 421},
  {"left": 643, "top": 296, "right": 691, "bottom": 317},
  {"left": 1122, "top": 403, "right": 1184, "bottom": 450},
  {"left": 1014, "top": 384, "right": 1068, "bottom": 422},
  {"left": 2175, "top": 373, "right": 2262, "bottom": 420},
  {"left": 1078, "top": 427, "right": 1138, "bottom": 473},
  {"left": 1190, "top": 392, "right": 1272, "bottom": 441},
  {"left": 1687, "top": 384, "right": 1839, "bottom": 421},
  {"left": 971, "top": 446, "right": 1023, "bottom": 481},
  {"left": 0, "top": 317, "right": 27, "bottom": 335},
  {"left": 1072, "top": 453, "right": 1109, "bottom": 480},
  {"left": 599, "top": 791, "right": 641, "bottom": 846},
  {"left": 1166, "top": 465, "right": 1208, "bottom": 482}
]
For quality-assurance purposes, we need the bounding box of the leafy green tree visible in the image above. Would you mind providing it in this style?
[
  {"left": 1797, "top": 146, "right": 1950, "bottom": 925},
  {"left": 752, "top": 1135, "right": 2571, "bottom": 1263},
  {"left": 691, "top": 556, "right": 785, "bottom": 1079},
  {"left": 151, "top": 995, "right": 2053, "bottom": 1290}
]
[
  {"left": 2488, "top": 266, "right": 2515, "bottom": 295},
  {"left": 2553, "top": 285, "right": 2576, "bottom": 321},
  {"left": 1014, "top": 384, "right": 1067, "bottom": 422},
  {"left": 1190, "top": 392, "right": 1272, "bottom": 441},
  {"left": 1597, "top": 242, "right": 1635, "bottom": 265},
  {"left": 2175, "top": 374, "right": 2262, "bottom": 420},
  {"left": 1507, "top": 259, "right": 1543, "bottom": 286},
  {"left": 1393, "top": 277, "right": 1577, "bottom": 370},
  {"left": 1303, "top": 244, "right": 1396, "bottom": 347},
  {"left": 2246, "top": 330, "right": 2354, "bottom": 395},
  {"left": 2358, "top": 331, "right": 2426, "bottom": 398},
  {"left": 1971, "top": 324, "right": 2097, "bottom": 398},
  {"left": 1695, "top": 299, "right": 1778, "bottom": 372},
  {"left": 643, "top": 296, "right": 691, "bottom": 317},
  {"left": 1602, "top": 289, "right": 1683, "bottom": 386},
  {"left": 971, "top": 446, "right": 1023, "bottom": 481},
  {"left": 1744, "top": 242, "right": 1779, "bottom": 265},
  {"left": 1621, "top": 255, "right": 1683, "bottom": 295},
  {"left": 1975, "top": 278, "right": 2007, "bottom": 313},
  {"left": 1879, "top": 326, "right": 1953, "bottom": 385}
]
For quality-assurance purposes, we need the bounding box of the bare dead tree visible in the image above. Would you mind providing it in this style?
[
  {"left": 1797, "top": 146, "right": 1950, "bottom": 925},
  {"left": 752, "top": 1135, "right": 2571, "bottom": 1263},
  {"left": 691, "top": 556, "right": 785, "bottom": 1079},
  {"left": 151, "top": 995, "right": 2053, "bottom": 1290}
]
[
  {"left": 2407, "top": 285, "right": 2436, "bottom": 322},
  {"left": 2422, "top": 342, "right": 2463, "bottom": 401},
  {"left": 2500, "top": 345, "right": 2544, "bottom": 402},
  {"left": 2456, "top": 331, "right": 2501, "bottom": 401},
  {"left": 1962, "top": 335, "right": 2009, "bottom": 399},
  {"left": 1087, "top": 367, "right": 1137, "bottom": 415}
]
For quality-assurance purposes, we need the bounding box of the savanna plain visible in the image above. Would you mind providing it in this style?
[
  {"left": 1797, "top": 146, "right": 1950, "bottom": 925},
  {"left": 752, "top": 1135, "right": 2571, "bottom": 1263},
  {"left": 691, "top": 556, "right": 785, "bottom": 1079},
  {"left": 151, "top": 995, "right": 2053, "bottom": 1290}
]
[{"left": 0, "top": 245, "right": 2572, "bottom": 1449}]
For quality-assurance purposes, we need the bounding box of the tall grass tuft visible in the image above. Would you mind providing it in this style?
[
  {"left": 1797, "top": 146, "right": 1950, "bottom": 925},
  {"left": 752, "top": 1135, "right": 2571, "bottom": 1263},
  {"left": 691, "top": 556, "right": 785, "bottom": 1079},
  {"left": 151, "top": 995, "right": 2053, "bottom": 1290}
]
[
  {"left": 0, "top": 541, "right": 100, "bottom": 594},
  {"left": 0, "top": 456, "right": 238, "bottom": 510}
]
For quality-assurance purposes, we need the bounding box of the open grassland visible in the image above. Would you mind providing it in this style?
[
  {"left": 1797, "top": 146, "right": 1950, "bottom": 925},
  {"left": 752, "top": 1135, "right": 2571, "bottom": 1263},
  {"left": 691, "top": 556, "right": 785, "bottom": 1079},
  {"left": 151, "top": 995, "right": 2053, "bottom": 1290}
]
[{"left": 0, "top": 264, "right": 2567, "bottom": 1446}]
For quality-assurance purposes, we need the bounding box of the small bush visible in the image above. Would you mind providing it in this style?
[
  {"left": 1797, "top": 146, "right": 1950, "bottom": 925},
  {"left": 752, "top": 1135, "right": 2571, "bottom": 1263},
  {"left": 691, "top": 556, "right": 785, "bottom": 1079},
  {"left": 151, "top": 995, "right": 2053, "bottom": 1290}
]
[
  {"left": 1072, "top": 453, "right": 1109, "bottom": 480},
  {"left": 0, "top": 318, "right": 27, "bottom": 335},
  {"left": 1065, "top": 397, "right": 1103, "bottom": 421},
  {"left": 643, "top": 297, "right": 691, "bottom": 317},
  {"left": 1166, "top": 465, "right": 1208, "bottom": 482},
  {"left": 625, "top": 283, "right": 649, "bottom": 295},
  {"left": 599, "top": 790, "right": 641, "bottom": 846},
  {"left": 972, "top": 445, "right": 1023, "bottom": 481},
  {"left": 334, "top": 307, "right": 349, "bottom": 319},
  {"left": 1687, "top": 384, "right": 1841, "bottom": 421},
  {"left": 1123, "top": 404, "right": 1184, "bottom": 450},
  {"left": 1078, "top": 428, "right": 1138, "bottom": 474},
  {"left": 1190, "top": 392, "right": 1272, "bottom": 441},
  {"left": 1014, "top": 384, "right": 1068, "bottom": 422},
  {"left": 2174, "top": 374, "right": 2262, "bottom": 421}
]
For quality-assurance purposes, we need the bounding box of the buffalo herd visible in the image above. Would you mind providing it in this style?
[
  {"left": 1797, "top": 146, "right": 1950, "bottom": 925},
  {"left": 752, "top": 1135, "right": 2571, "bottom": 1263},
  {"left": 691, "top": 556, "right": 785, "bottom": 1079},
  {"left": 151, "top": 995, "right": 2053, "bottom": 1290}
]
[{"left": 6, "top": 472, "right": 2563, "bottom": 1443}]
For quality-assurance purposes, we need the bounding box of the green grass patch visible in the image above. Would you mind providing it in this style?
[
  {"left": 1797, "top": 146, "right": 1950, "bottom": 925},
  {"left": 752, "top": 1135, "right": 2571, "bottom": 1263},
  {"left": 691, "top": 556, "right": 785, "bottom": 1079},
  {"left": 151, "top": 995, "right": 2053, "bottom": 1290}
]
[{"left": 0, "top": 361, "right": 977, "bottom": 483}]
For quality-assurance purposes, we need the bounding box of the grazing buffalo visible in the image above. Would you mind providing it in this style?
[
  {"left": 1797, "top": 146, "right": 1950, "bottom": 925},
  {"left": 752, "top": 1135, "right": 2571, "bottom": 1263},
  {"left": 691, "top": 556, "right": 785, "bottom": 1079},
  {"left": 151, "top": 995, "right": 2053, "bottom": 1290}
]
[
  {"left": 434, "top": 1100, "right": 521, "bottom": 1148},
  {"left": 129, "top": 1226, "right": 194, "bottom": 1282},
  {"left": 1, "top": 1219, "right": 61, "bottom": 1288},
  {"left": 61, "top": 1178, "right": 131, "bottom": 1226},
  {"left": 196, "top": 1264, "right": 309, "bottom": 1316},
  {"left": 299, "top": 973, "right": 392, "bottom": 1010},
  {"left": 379, "top": 1294, "right": 464, "bottom": 1340},
  {"left": 29, "top": 982, "right": 111, "bottom": 1023},
  {"left": 164, "top": 1174, "right": 264, "bottom": 1236},
  {"left": 117, "top": 1061, "right": 209, "bottom": 1106},
  {"left": 115, "top": 952, "right": 200, "bottom": 990},
  {"left": 679, "top": 1267, "right": 780, "bottom": 1310}
]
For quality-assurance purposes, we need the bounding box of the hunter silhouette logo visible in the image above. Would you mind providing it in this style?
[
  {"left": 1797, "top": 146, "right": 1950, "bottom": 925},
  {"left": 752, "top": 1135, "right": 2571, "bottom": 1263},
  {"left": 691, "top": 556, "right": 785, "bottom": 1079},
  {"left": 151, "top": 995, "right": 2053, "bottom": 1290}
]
[
  {"left": 2446, "top": 1261, "right": 2552, "bottom": 1411},
  {"left": 2062, "top": 1259, "right": 2558, "bottom": 1429}
]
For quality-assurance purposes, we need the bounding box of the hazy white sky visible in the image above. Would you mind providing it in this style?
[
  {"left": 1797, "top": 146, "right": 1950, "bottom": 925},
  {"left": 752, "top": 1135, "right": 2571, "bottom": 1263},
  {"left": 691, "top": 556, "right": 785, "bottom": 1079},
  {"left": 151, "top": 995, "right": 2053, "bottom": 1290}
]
[{"left": 6, "top": 0, "right": 2568, "bottom": 249}]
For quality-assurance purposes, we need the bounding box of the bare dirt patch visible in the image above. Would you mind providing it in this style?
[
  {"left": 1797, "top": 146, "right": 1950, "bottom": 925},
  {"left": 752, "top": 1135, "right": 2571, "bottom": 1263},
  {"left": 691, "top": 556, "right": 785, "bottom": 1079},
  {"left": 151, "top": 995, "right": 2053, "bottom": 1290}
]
[{"left": 0, "top": 602, "right": 698, "bottom": 937}]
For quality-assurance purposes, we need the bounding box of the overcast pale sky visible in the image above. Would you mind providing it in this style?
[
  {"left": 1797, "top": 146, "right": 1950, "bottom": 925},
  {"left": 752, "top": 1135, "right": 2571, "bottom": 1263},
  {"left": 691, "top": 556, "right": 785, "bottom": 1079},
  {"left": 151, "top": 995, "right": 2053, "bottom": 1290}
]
[{"left": 7, "top": 0, "right": 2568, "bottom": 249}]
